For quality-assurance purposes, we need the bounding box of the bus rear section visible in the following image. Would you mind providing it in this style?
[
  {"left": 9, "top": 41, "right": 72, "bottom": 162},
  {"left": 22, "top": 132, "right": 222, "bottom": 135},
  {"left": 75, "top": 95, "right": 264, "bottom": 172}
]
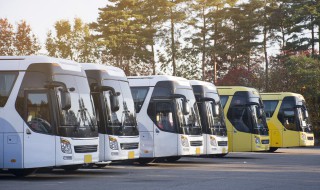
[
  {"left": 190, "top": 80, "right": 228, "bottom": 157},
  {"left": 217, "top": 86, "right": 269, "bottom": 152},
  {"left": 0, "top": 56, "right": 99, "bottom": 176},
  {"left": 83, "top": 63, "right": 139, "bottom": 164},
  {"left": 261, "top": 92, "right": 314, "bottom": 152},
  {"left": 129, "top": 75, "right": 203, "bottom": 164}
]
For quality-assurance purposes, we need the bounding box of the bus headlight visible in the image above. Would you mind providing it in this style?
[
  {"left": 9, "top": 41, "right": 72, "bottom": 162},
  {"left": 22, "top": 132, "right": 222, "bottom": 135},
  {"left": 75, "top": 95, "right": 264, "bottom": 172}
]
[
  {"left": 109, "top": 136, "right": 119, "bottom": 150},
  {"left": 181, "top": 135, "right": 189, "bottom": 147},
  {"left": 255, "top": 137, "right": 260, "bottom": 144},
  {"left": 210, "top": 136, "right": 217, "bottom": 146},
  {"left": 61, "top": 138, "right": 72, "bottom": 154}
]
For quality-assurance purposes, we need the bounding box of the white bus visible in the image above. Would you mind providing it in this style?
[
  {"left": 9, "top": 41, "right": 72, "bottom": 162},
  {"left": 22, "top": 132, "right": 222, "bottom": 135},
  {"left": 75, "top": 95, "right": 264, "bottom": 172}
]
[
  {"left": 0, "top": 56, "right": 99, "bottom": 176},
  {"left": 82, "top": 63, "right": 139, "bottom": 165},
  {"left": 129, "top": 75, "right": 203, "bottom": 164},
  {"left": 189, "top": 80, "right": 228, "bottom": 157}
]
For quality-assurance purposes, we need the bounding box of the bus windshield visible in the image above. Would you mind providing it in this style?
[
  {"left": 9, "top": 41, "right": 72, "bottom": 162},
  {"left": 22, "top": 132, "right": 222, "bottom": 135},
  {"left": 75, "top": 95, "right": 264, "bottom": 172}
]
[
  {"left": 57, "top": 75, "right": 97, "bottom": 133},
  {"left": 175, "top": 88, "right": 202, "bottom": 135},
  {"left": 204, "top": 92, "right": 227, "bottom": 136},
  {"left": 102, "top": 80, "right": 138, "bottom": 136},
  {"left": 228, "top": 92, "right": 268, "bottom": 135},
  {"left": 299, "top": 101, "right": 312, "bottom": 133}
]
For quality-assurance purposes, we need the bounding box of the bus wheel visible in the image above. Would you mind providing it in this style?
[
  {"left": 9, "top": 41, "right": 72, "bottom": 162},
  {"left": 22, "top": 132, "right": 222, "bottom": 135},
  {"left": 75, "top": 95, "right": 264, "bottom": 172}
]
[
  {"left": 214, "top": 153, "right": 228, "bottom": 158},
  {"left": 95, "top": 164, "right": 108, "bottom": 168},
  {"left": 138, "top": 158, "right": 154, "bottom": 165},
  {"left": 268, "top": 147, "right": 278, "bottom": 152},
  {"left": 165, "top": 156, "right": 181, "bottom": 162},
  {"left": 9, "top": 168, "right": 37, "bottom": 177},
  {"left": 61, "top": 164, "right": 82, "bottom": 171}
]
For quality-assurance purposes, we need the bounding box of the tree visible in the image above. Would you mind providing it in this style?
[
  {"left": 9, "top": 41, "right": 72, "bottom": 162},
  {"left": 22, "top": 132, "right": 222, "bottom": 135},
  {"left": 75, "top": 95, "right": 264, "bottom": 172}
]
[
  {"left": 0, "top": 18, "right": 15, "bottom": 55},
  {"left": 14, "top": 20, "right": 41, "bottom": 56},
  {"left": 46, "top": 18, "right": 99, "bottom": 62}
]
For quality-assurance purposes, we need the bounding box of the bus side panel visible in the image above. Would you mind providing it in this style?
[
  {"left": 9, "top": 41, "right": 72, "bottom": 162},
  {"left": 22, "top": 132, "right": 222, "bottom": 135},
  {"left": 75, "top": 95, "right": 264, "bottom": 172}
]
[
  {"left": 233, "top": 131, "right": 252, "bottom": 152},
  {"left": 283, "top": 130, "right": 299, "bottom": 147},
  {"left": 3, "top": 133, "right": 23, "bottom": 168},
  {"left": 99, "top": 134, "right": 106, "bottom": 162},
  {"left": 0, "top": 133, "right": 3, "bottom": 168},
  {"left": 267, "top": 120, "right": 282, "bottom": 147},
  {"left": 24, "top": 125, "right": 55, "bottom": 168},
  {"left": 139, "top": 131, "right": 154, "bottom": 158}
]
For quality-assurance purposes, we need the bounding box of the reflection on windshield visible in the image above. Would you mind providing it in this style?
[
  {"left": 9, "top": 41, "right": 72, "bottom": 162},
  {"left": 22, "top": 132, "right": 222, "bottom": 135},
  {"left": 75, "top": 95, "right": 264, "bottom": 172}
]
[
  {"left": 175, "top": 89, "right": 202, "bottom": 135},
  {"left": 298, "top": 104, "right": 312, "bottom": 133},
  {"left": 103, "top": 80, "right": 138, "bottom": 136}
]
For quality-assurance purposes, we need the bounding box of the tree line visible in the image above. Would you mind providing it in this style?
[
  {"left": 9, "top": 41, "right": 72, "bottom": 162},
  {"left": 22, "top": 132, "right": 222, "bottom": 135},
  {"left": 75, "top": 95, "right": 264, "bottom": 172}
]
[{"left": 1, "top": 0, "right": 320, "bottom": 140}]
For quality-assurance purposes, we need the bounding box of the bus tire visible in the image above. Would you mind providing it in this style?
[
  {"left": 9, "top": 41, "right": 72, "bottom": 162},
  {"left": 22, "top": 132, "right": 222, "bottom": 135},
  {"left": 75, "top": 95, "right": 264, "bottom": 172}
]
[
  {"left": 165, "top": 156, "right": 181, "bottom": 162},
  {"left": 9, "top": 168, "right": 37, "bottom": 177},
  {"left": 138, "top": 158, "right": 154, "bottom": 165},
  {"left": 61, "top": 164, "right": 82, "bottom": 171},
  {"left": 214, "top": 153, "right": 228, "bottom": 158},
  {"left": 268, "top": 147, "right": 278, "bottom": 152}
]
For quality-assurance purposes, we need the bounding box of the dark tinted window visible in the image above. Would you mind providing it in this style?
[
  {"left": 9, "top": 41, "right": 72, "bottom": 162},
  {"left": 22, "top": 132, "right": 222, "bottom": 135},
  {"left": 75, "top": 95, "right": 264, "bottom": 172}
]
[
  {"left": 277, "top": 97, "right": 300, "bottom": 131},
  {"left": 0, "top": 72, "right": 18, "bottom": 107},
  {"left": 263, "top": 100, "right": 278, "bottom": 118},
  {"left": 155, "top": 102, "right": 176, "bottom": 132},
  {"left": 26, "top": 91, "right": 53, "bottom": 134},
  {"left": 131, "top": 87, "right": 149, "bottom": 113}
]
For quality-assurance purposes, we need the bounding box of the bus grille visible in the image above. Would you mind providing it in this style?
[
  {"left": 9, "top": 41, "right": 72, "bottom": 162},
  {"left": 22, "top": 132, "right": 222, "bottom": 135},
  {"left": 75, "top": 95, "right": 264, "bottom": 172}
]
[
  {"left": 307, "top": 137, "right": 314, "bottom": 141},
  {"left": 218, "top": 141, "right": 228, "bottom": 146},
  {"left": 190, "top": 141, "right": 203, "bottom": 146},
  {"left": 261, "top": 140, "right": 269, "bottom": 144},
  {"left": 120, "top": 143, "right": 139, "bottom": 150},
  {"left": 74, "top": 145, "right": 98, "bottom": 153}
]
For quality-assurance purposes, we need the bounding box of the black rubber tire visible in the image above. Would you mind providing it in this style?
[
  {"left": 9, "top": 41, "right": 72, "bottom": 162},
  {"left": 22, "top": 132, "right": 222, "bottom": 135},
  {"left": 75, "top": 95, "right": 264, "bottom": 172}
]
[
  {"left": 61, "top": 164, "right": 82, "bottom": 171},
  {"left": 165, "top": 156, "right": 181, "bottom": 162},
  {"left": 137, "top": 158, "right": 155, "bottom": 165},
  {"left": 268, "top": 147, "right": 278, "bottom": 152},
  {"left": 9, "top": 168, "right": 37, "bottom": 177},
  {"left": 214, "top": 153, "right": 228, "bottom": 158}
]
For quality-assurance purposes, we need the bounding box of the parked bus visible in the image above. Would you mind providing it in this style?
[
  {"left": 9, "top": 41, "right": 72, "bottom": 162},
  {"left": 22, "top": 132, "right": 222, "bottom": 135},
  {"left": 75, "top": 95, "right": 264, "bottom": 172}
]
[
  {"left": 129, "top": 75, "right": 203, "bottom": 164},
  {"left": 261, "top": 92, "right": 314, "bottom": 152},
  {"left": 0, "top": 56, "right": 99, "bottom": 176},
  {"left": 83, "top": 63, "right": 139, "bottom": 165},
  {"left": 217, "top": 86, "right": 269, "bottom": 152},
  {"left": 190, "top": 80, "right": 228, "bottom": 157}
]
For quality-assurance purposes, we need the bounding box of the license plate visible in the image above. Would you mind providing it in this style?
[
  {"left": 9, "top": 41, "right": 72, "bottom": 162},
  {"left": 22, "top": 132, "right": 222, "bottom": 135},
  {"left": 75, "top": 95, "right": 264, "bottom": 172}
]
[
  {"left": 84, "top": 154, "right": 92, "bottom": 163},
  {"left": 196, "top": 147, "right": 200, "bottom": 154},
  {"left": 128, "top": 151, "right": 135, "bottom": 159}
]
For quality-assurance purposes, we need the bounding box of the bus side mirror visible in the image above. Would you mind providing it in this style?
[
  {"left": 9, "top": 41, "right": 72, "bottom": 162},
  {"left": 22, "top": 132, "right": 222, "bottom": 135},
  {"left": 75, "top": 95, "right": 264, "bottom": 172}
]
[
  {"left": 110, "top": 93, "right": 120, "bottom": 112},
  {"left": 60, "top": 90, "right": 71, "bottom": 110},
  {"left": 182, "top": 100, "right": 190, "bottom": 115}
]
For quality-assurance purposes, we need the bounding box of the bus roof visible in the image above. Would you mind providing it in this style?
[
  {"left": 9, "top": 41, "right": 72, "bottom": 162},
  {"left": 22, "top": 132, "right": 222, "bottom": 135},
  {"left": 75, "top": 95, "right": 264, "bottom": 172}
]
[
  {"left": 217, "top": 86, "right": 259, "bottom": 96},
  {"left": 260, "top": 92, "right": 305, "bottom": 101},
  {"left": 0, "top": 56, "right": 81, "bottom": 72},
  {"left": 128, "top": 75, "right": 190, "bottom": 87},
  {"left": 189, "top": 80, "right": 217, "bottom": 91},
  {"left": 81, "top": 63, "right": 127, "bottom": 78}
]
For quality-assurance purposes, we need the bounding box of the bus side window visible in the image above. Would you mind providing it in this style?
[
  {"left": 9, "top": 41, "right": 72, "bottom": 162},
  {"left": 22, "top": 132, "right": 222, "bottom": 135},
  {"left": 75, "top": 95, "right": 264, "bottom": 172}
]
[
  {"left": 155, "top": 102, "right": 175, "bottom": 132},
  {"left": 26, "top": 92, "right": 53, "bottom": 134}
]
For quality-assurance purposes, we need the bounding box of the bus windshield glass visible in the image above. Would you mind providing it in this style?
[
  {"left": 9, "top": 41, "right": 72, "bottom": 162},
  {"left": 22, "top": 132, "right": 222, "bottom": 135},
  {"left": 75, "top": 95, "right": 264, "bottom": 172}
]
[
  {"left": 175, "top": 88, "right": 202, "bottom": 135},
  {"left": 102, "top": 80, "right": 138, "bottom": 136},
  {"left": 0, "top": 72, "right": 18, "bottom": 107},
  {"left": 228, "top": 91, "right": 268, "bottom": 135},
  {"left": 299, "top": 101, "right": 312, "bottom": 133},
  {"left": 205, "top": 92, "right": 227, "bottom": 136},
  {"left": 56, "top": 75, "right": 98, "bottom": 132}
]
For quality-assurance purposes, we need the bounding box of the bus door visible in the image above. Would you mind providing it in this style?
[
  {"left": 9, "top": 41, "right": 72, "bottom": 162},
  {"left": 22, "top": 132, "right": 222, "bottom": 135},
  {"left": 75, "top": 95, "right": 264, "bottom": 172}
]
[
  {"left": 281, "top": 109, "right": 299, "bottom": 147},
  {"left": 153, "top": 101, "right": 178, "bottom": 157},
  {"left": 228, "top": 105, "right": 252, "bottom": 151},
  {"left": 23, "top": 90, "right": 56, "bottom": 168}
]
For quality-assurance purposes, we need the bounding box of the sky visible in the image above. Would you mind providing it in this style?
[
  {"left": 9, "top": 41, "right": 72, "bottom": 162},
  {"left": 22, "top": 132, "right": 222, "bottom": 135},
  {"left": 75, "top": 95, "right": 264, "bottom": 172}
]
[{"left": 0, "top": 0, "right": 107, "bottom": 46}]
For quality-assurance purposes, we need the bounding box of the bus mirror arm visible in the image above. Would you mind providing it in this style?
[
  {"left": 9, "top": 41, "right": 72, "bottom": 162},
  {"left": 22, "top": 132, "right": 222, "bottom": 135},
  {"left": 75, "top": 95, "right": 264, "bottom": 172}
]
[
  {"left": 171, "top": 94, "right": 189, "bottom": 115},
  {"left": 45, "top": 81, "right": 71, "bottom": 110}
]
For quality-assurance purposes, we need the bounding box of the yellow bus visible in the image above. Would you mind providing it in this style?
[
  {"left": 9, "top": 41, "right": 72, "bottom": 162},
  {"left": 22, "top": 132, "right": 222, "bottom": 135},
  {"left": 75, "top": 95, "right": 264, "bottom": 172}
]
[
  {"left": 217, "top": 86, "right": 269, "bottom": 152},
  {"left": 261, "top": 92, "right": 314, "bottom": 152}
]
